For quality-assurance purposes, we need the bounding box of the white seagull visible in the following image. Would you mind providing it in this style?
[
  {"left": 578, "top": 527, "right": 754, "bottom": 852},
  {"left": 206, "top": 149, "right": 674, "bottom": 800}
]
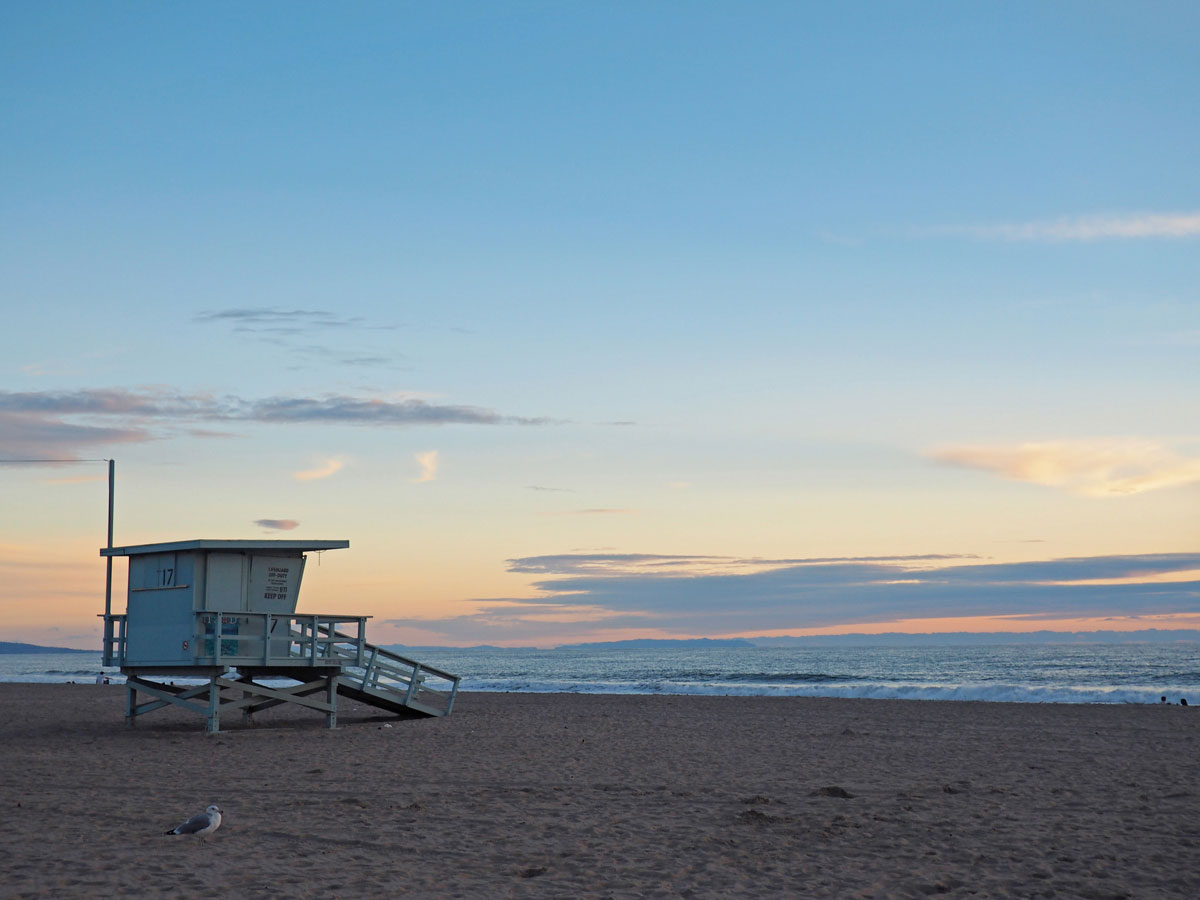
[{"left": 164, "top": 804, "right": 223, "bottom": 839}]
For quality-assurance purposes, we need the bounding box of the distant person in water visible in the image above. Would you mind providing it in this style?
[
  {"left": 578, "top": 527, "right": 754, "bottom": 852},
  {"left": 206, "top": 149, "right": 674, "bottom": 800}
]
[{"left": 1161, "top": 696, "right": 1168, "bottom": 703}]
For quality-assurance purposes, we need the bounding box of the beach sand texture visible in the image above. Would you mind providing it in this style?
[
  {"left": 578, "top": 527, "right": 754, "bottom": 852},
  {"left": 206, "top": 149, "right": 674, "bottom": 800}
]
[{"left": 1, "top": 685, "right": 1198, "bottom": 899}]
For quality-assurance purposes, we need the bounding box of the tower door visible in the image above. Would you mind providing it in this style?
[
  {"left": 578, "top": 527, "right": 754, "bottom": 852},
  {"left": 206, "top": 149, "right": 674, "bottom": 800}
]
[{"left": 204, "top": 553, "right": 247, "bottom": 611}]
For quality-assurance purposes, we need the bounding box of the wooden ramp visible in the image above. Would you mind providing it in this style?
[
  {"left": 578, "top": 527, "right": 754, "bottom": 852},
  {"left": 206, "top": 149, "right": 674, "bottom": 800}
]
[{"left": 318, "top": 639, "right": 459, "bottom": 719}]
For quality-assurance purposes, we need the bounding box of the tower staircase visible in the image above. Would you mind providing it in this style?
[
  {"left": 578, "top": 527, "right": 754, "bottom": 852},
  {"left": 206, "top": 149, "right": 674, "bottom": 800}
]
[{"left": 295, "top": 624, "right": 459, "bottom": 718}]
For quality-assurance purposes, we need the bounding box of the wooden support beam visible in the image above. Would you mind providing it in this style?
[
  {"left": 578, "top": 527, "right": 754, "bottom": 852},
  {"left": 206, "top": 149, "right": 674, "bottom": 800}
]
[
  {"left": 327, "top": 673, "right": 338, "bottom": 729},
  {"left": 207, "top": 679, "right": 220, "bottom": 734},
  {"left": 126, "top": 678, "right": 213, "bottom": 720},
  {"left": 214, "top": 676, "right": 338, "bottom": 716},
  {"left": 122, "top": 671, "right": 343, "bottom": 733},
  {"left": 238, "top": 684, "right": 328, "bottom": 717}
]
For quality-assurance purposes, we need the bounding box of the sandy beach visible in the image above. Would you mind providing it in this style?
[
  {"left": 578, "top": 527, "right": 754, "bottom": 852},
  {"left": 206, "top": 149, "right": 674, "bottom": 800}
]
[{"left": 2, "top": 686, "right": 1198, "bottom": 899}]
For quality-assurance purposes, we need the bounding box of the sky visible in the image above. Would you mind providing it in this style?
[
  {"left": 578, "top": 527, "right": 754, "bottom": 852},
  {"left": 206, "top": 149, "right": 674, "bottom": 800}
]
[{"left": 1, "top": 1, "right": 1197, "bottom": 649}]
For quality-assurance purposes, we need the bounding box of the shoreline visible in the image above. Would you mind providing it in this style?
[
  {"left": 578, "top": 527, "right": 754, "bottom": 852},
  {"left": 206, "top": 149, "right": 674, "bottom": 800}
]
[
  {"left": 5, "top": 644, "right": 1199, "bottom": 705},
  {"left": 3, "top": 686, "right": 1198, "bottom": 898},
  {"left": 4, "top": 643, "right": 1199, "bottom": 706},
  {"left": 9, "top": 686, "right": 1190, "bottom": 710}
]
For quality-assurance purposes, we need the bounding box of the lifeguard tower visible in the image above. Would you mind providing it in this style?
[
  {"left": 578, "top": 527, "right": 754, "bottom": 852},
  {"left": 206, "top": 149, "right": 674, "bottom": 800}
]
[{"left": 100, "top": 539, "right": 459, "bottom": 733}]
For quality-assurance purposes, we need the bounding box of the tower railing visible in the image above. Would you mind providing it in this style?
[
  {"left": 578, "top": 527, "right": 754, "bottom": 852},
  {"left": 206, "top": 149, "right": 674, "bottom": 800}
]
[
  {"left": 194, "top": 611, "right": 369, "bottom": 666},
  {"left": 101, "top": 613, "right": 127, "bottom": 667}
]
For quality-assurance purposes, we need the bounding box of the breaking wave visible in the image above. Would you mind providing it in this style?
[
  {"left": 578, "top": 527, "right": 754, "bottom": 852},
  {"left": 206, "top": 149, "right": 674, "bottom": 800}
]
[{"left": 457, "top": 677, "right": 1192, "bottom": 705}]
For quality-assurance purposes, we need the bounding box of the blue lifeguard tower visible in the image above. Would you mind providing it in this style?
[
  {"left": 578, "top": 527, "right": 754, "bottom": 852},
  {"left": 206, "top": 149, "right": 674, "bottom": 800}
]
[{"left": 100, "top": 539, "right": 459, "bottom": 733}]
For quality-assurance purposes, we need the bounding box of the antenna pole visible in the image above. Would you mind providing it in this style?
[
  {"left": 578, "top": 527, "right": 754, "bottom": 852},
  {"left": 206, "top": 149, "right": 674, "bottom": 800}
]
[{"left": 104, "top": 459, "right": 114, "bottom": 619}]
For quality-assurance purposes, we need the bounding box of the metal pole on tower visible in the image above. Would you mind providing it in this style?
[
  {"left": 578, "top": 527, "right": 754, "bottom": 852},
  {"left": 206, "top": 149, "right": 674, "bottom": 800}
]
[{"left": 105, "top": 459, "right": 114, "bottom": 619}]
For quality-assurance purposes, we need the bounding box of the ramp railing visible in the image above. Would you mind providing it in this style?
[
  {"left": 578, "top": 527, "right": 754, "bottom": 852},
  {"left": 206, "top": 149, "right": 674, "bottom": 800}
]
[{"left": 300, "top": 622, "right": 460, "bottom": 717}]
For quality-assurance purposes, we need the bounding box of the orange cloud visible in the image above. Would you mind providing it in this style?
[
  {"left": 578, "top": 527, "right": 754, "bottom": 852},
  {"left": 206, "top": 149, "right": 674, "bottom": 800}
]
[
  {"left": 930, "top": 439, "right": 1200, "bottom": 496},
  {"left": 293, "top": 458, "right": 344, "bottom": 481},
  {"left": 413, "top": 450, "right": 439, "bottom": 483}
]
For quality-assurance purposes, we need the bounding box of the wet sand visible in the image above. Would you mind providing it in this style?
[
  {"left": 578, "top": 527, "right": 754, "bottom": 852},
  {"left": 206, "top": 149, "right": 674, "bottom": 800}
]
[{"left": 2, "top": 685, "right": 1198, "bottom": 898}]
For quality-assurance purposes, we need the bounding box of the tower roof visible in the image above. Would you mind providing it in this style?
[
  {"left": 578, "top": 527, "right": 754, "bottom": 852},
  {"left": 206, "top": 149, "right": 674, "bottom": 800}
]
[{"left": 100, "top": 539, "right": 349, "bottom": 557}]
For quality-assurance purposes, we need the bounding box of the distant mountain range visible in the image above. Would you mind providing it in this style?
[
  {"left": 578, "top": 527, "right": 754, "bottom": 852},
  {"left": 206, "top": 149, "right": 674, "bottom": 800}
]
[
  {"left": 384, "top": 629, "right": 1200, "bottom": 653},
  {"left": 382, "top": 638, "right": 756, "bottom": 653},
  {"left": 562, "top": 638, "right": 755, "bottom": 650},
  {"left": 0, "top": 641, "right": 94, "bottom": 654},
  {"left": 382, "top": 644, "right": 532, "bottom": 654},
  {"left": 745, "top": 629, "right": 1200, "bottom": 647}
]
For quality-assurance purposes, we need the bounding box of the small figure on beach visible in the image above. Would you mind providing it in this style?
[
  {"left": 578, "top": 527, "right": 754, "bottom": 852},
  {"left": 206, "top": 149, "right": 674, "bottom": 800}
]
[
  {"left": 1161, "top": 696, "right": 1168, "bottom": 704},
  {"left": 1182, "top": 698, "right": 1189, "bottom": 706},
  {"left": 164, "top": 804, "right": 223, "bottom": 839}
]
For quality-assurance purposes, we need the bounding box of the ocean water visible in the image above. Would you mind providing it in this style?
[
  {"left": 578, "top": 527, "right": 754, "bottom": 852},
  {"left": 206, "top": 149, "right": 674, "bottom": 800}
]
[
  {"left": 0, "top": 652, "right": 120, "bottom": 684},
  {"left": 4, "top": 644, "right": 1198, "bottom": 704}
]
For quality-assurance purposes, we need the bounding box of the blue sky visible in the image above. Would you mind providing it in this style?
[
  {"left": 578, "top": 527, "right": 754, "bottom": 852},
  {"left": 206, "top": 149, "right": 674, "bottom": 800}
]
[{"left": 1, "top": 2, "right": 1197, "bottom": 648}]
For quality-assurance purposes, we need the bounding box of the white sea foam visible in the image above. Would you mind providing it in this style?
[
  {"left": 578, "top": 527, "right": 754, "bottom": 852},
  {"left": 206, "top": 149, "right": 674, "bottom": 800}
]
[{"left": 457, "top": 677, "right": 1191, "bottom": 704}]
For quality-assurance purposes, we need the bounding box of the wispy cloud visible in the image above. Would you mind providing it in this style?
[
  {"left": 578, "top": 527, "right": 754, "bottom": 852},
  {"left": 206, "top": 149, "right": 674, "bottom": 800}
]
[
  {"left": 0, "top": 389, "right": 553, "bottom": 457},
  {"left": 0, "top": 410, "right": 151, "bottom": 460},
  {"left": 246, "top": 395, "right": 546, "bottom": 426},
  {"left": 195, "top": 307, "right": 405, "bottom": 370},
  {"left": 507, "top": 553, "right": 975, "bottom": 576},
  {"left": 284, "top": 343, "right": 406, "bottom": 370},
  {"left": 254, "top": 518, "right": 300, "bottom": 531},
  {"left": 930, "top": 439, "right": 1200, "bottom": 496},
  {"left": 294, "top": 458, "right": 344, "bottom": 481},
  {"left": 194, "top": 307, "right": 370, "bottom": 334},
  {"left": 413, "top": 450, "right": 439, "bottom": 483},
  {"left": 386, "top": 552, "right": 1200, "bottom": 644},
  {"left": 937, "top": 211, "right": 1200, "bottom": 242}
]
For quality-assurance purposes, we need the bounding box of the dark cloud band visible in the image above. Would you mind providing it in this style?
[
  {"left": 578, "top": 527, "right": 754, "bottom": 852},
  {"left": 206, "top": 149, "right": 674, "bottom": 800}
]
[
  {"left": 0, "top": 388, "right": 552, "bottom": 457},
  {"left": 387, "top": 552, "right": 1200, "bottom": 644}
]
